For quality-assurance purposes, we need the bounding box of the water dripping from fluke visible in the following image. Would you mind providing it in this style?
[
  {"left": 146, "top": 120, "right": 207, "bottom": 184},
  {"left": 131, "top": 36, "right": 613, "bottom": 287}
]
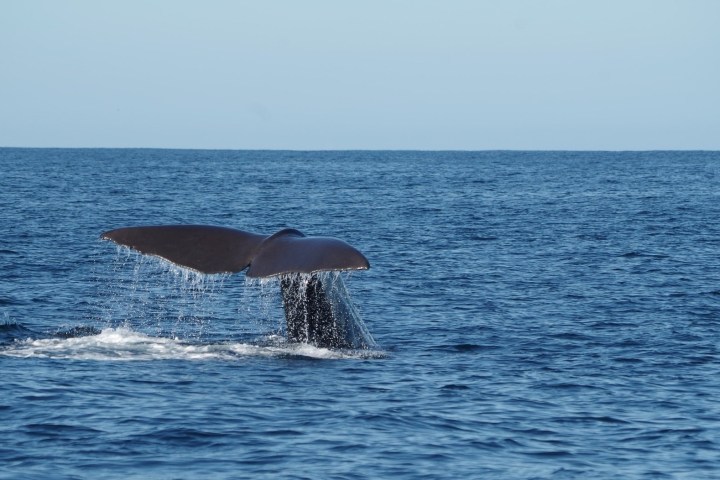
[{"left": 278, "top": 271, "right": 376, "bottom": 350}]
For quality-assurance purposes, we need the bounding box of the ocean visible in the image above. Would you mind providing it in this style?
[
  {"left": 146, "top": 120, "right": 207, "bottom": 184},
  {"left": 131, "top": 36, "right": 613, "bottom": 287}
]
[{"left": 1, "top": 149, "right": 719, "bottom": 479}]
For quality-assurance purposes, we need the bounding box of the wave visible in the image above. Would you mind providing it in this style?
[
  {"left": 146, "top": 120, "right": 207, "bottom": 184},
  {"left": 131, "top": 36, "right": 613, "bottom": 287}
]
[
  {"left": 0, "top": 327, "right": 385, "bottom": 361},
  {"left": 0, "top": 321, "right": 38, "bottom": 341}
]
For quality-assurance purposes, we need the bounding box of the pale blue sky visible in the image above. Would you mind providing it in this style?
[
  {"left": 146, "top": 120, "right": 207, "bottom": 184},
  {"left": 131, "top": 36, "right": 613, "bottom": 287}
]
[{"left": 1, "top": 1, "right": 718, "bottom": 150}]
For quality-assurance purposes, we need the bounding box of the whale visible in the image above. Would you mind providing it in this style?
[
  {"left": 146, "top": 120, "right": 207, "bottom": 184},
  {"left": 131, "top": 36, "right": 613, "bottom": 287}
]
[{"left": 101, "top": 226, "right": 375, "bottom": 349}]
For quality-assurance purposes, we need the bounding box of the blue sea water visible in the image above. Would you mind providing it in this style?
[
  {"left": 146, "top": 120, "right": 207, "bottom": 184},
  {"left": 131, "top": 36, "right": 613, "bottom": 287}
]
[{"left": 1, "top": 149, "right": 719, "bottom": 479}]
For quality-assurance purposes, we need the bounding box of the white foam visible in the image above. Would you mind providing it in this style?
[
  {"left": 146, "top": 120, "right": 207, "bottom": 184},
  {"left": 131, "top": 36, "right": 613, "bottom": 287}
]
[{"left": 0, "top": 328, "right": 385, "bottom": 361}]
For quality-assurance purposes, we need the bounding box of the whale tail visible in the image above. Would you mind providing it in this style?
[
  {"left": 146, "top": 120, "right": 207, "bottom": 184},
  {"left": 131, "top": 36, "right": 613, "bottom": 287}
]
[
  {"left": 280, "top": 272, "right": 376, "bottom": 349},
  {"left": 101, "top": 225, "right": 369, "bottom": 277},
  {"left": 101, "top": 225, "right": 373, "bottom": 349}
]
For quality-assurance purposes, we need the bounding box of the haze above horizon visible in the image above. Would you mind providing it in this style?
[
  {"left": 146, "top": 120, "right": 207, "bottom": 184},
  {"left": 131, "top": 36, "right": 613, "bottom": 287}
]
[{"left": 2, "top": 1, "right": 718, "bottom": 150}]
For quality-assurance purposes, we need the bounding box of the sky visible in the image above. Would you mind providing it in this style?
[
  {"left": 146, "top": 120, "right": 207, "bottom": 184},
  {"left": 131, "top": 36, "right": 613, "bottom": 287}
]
[{"left": 1, "top": 0, "right": 718, "bottom": 150}]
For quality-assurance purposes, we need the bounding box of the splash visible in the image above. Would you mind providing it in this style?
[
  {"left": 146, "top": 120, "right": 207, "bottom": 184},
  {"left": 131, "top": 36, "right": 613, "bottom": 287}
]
[
  {"left": 0, "top": 327, "right": 385, "bottom": 361},
  {"left": 278, "top": 271, "right": 377, "bottom": 349},
  {"left": 244, "top": 271, "right": 377, "bottom": 349}
]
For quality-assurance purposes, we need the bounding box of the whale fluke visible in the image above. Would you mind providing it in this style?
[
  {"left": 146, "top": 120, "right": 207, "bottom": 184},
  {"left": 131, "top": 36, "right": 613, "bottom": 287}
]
[
  {"left": 245, "top": 228, "right": 370, "bottom": 278},
  {"left": 101, "top": 226, "right": 369, "bottom": 277},
  {"left": 102, "top": 225, "right": 265, "bottom": 274},
  {"left": 101, "top": 225, "right": 373, "bottom": 349}
]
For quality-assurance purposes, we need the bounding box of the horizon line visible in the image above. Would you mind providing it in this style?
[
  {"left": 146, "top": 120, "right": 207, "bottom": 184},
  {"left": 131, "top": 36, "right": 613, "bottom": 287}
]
[{"left": 2, "top": 146, "right": 718, "bottom": 153}]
